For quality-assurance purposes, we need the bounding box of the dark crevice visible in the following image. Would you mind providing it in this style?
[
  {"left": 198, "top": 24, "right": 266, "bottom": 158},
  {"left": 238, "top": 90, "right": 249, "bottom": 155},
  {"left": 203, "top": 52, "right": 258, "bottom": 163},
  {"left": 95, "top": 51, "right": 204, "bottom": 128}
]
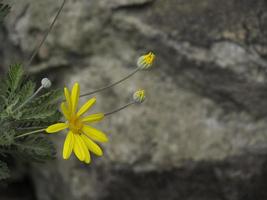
[
  {"left": 102, "top": 152, "right": 267, "bottom": 200},
  {"left": 111, "top": 0, "right": 155, "bottom": 12},
  {"left": 0, "top": 174, "right": 36, "bottom": 200}
]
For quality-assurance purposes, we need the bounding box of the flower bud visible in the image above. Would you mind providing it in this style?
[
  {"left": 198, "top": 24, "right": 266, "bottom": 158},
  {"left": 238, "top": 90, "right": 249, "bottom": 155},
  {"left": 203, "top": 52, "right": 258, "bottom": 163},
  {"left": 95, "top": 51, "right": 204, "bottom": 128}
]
[
  {"left": 133, "top": 89, "right": 146, "bottom": 103},
  {"left": 41, "top": 78, "right": 52, "bottom": 88},
  {"left": 137, "top": 52, "right": 155, "bottom": 70}
]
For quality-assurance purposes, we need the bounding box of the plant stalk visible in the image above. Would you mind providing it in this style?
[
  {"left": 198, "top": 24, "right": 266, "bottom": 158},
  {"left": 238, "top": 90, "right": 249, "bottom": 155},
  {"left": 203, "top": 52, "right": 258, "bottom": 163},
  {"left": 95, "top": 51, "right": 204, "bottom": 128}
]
[
  {"left": 27, "top": 0, "right": 67, "bottom": 66},
  {"left": 80, "top": 68, "right": 140, "bottom": 97},
  {"left": 15, "top": 129, "right": 46, "bottom": 139}
]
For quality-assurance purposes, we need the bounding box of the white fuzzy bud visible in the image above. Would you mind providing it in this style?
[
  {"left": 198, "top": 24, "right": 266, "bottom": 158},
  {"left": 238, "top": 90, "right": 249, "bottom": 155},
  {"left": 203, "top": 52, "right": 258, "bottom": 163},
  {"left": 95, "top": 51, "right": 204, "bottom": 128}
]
[{"left": 41, "top": 78, "right": 52, "bottom": 88}]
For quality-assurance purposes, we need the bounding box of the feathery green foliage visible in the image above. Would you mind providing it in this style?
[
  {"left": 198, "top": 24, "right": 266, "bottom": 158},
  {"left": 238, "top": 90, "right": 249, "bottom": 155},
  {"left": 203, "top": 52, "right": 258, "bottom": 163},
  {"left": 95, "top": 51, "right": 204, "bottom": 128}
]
[
  {"left": 8, "top": 64, "right": 24, "bottom": 92},
  {"left": 0, "top": 64, "right": 63, "bottom": 180},
  {"left": 14, "top": 136, "right": 56, "bottom": 162},
  {"left": 0, "top": 1, "right": 10, "bottom": 23},
  {"left": 0, "top": 160, "right": 10, "bottom": 180}
]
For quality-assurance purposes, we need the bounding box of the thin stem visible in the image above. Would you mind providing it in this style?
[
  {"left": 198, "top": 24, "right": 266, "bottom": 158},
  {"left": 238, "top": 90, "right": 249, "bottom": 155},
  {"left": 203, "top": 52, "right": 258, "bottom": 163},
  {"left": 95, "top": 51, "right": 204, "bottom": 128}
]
[
  {"left": 17, "top": 126, "right": 48, "bottom": 130},
  {"left": 104, "top": 102, "right": 136, "bottom": 117},
  {"left": 80, "top": 68, "right": 140, "bottom": 98},
  {"left": 26, "top": 0, "right": 67, "bottom": 66},
  {"left": 15, "top": 129, "right": 46, "bottom": 139},
  {"left": 13, "top": 85, "right": 44, "bottom": 112}
]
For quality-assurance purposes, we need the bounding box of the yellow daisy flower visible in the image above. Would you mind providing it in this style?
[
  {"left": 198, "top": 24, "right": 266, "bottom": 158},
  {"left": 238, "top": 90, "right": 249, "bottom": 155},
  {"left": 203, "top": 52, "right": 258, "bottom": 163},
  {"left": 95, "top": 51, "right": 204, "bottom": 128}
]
[{"left": 46, "top": 83, "right": 108, "bottom": 164}]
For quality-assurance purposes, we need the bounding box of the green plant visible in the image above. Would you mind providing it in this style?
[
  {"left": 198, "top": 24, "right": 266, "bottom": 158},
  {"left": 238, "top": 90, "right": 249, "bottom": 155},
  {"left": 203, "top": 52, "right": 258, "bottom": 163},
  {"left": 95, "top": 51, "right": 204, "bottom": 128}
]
[
  {"left": 0, "top": 1, "right": 10, "bottom": 24},
  {"left": 0, "top": 64, "right": 62, "bottom": 180}
]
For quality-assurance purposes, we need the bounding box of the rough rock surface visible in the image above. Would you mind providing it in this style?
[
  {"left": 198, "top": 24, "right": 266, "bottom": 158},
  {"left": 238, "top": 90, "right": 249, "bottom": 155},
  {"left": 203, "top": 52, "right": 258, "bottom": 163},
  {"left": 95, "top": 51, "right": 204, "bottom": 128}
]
[{"left": 1, "top": 0, "right": 267, "bottom": 200}]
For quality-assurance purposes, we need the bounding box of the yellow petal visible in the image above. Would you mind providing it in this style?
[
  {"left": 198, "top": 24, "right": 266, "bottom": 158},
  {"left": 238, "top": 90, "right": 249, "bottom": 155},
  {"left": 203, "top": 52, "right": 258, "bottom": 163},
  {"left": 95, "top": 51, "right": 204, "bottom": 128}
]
[
  {"left": 73, "top": 134, "right": 85, "bottom": 162},
  {"left": 82, "top": 125, "right": 108, "bottom": 143},
  {"left": 71, "top": 83, "right": 80, "bottom": 114},
  {"left": 80, "top": 138, "right": 91, "bottom": 164},
  {"left": 46, "top": 123, "right": 68, "bottom": 133},
  {"left": 63, "top": 131, "right": 74, "bottom": 159},
  {"left": 81, "top": 134, "right": 103, "bottom": 156},
  {"left": 77, "top": 97, "right": 96, "bottom": 117},
  {"left": 64, "top": 87, "right": 72, "bottom": 113},
  {"left": 82, "top": 113, "right": 104, "bottom": 123},
  {"left": 61, "top": 102, "right": 71, "bottom": 120}
]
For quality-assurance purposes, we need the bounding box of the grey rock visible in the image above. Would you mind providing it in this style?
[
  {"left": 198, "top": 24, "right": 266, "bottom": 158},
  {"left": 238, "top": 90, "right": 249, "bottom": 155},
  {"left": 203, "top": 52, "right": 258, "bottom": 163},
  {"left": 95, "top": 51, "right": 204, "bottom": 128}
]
[{"left": 1, "top": 0, "right": 267, "bottom": 200}]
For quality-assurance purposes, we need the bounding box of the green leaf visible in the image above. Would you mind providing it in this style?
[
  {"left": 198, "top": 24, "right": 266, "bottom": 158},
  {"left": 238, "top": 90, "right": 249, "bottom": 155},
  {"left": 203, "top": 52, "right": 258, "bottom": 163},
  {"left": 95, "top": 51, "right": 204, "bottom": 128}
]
[
  {"left": 30, "top": 89, "right": 63, "bottom": 107},
  {"left": 0, "top": 63, "right": 62, "bottom": 173},
  {"left": 0, "top": 79, "right": 8, "bottom": 110},
  {"left": 22, "top": 106, "right": 58, "bottom": 120},
  {"left": 0, "top": 130, "right": 15, "bottom": 146},
  {"left": 14, "top": 111, "right": 61, "bottom": 128},
  {"left": 19, "top": 80, "right": 36, "bottom": 103},
  {"left": 5, "top": 98, "right": 19, "bottom": 115},
  {"left": 0, "top": 2, "right": 10, "bottom": 23},
  {"left": 0, "top": 96, "right": 4, "bottom": 112},
  {"left": 0, "top": 160, "right": 10, "bottom": 180},
  {"left": 8, "top": 64, "right": 24, "bottom": 92},
  {"left": 14, "top": 136, "right": 56, "bottom": 162}
]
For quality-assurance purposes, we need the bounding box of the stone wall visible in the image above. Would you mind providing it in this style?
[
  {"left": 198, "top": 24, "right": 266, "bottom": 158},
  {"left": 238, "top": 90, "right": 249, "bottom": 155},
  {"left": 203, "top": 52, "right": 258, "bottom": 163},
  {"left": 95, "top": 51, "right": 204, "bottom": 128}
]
[{"left": 1, "top": 0, "right": 267, "bottom": 199}]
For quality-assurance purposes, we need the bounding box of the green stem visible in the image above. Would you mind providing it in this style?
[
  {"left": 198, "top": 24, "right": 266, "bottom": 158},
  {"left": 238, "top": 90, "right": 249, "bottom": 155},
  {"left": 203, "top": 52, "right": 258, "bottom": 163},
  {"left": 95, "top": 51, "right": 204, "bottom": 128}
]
[
  {"left": 15, "top": 129, "right": 46, "bottom": 139},
  {"left": 104, "top": 102, "right": 136, "bottom": 116},
  {"left": 13, "top": 85, "right": 44, "bottom": 112},
  {"left": 80, "top": 68, "right": 140, "bottom": 97},
  {"left": 27, "top": 0, "right": 67, "bottom": 66}
]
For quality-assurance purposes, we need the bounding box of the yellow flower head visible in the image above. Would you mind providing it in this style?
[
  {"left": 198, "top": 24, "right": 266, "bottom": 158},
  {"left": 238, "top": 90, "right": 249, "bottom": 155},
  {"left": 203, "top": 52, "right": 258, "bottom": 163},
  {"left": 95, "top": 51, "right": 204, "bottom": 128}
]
[
  {"left": 46, "top": 83, "right": 107, "bottom": 164},
  {"left": 133, "top": 89, "right": 146, "bottom": 103},
  {"left": 137, "top": 52, "right": 156, "bottom": 70}
]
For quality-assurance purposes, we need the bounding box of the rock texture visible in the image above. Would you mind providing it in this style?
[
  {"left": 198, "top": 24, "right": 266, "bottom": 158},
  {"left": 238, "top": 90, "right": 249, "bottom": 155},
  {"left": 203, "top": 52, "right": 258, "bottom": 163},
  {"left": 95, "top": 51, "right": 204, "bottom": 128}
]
[{"left": 1, "top": 0, "right": 267, "bottom": 200}]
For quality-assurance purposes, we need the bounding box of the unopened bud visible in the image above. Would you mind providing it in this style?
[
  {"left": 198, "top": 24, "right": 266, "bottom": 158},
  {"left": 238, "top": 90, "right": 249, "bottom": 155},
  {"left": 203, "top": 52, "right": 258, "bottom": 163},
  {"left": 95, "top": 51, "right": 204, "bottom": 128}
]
[
  {"left": 133, "top": 89, "right": 146, "bottom": 103},
  {"left": 137, "top": 52, "right": 155, "bottom": 70},
  {"left": 41, "top": 78, "right": 52, "bottom": 88}
]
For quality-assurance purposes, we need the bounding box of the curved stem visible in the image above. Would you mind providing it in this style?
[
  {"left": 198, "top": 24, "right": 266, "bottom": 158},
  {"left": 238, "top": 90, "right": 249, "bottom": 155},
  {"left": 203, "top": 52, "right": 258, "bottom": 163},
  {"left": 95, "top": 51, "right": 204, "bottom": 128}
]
[
  {"left": 13, "top": 85, "right": 44, "bottom": 112},
  {"left": 80, "top": 68, "right": 140, "bottom": 97},
  {"left": 15, "top": 129, "right": 46, "bottom": 139},
  {"left": 104, "top": 102, "right": 136, "bottom": 117},
  {"left": 26, "top": 0, "right": 67, "bottom": 66}
]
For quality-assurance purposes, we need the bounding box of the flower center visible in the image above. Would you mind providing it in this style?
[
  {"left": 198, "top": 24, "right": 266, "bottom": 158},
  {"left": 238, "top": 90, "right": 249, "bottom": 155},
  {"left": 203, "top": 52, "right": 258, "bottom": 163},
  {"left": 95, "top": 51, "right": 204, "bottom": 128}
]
[
  {"left": 68, "top": 117, "right": 83, "bottom": 134},
  {"left": 144, "top": 52, "right": 155, "bottom": 65}
]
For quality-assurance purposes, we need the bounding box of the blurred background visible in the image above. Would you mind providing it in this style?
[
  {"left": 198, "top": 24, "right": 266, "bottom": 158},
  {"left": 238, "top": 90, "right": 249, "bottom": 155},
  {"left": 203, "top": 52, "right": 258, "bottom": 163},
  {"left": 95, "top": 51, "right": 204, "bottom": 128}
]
[{"left": 1, "top": 0, "right": 267, "bottom": 199}]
